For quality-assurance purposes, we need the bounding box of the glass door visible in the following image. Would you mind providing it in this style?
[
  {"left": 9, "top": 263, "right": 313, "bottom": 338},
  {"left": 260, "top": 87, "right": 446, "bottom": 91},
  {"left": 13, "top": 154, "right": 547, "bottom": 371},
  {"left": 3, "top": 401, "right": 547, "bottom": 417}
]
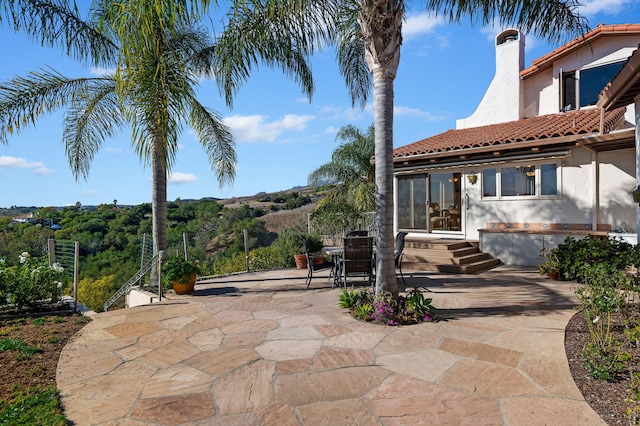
[
  {"left": 428, "top": 172, "right": 462, "bottom": 232},
  {"left": 397, "top": 172, "right": 462, "bottom": 232}
]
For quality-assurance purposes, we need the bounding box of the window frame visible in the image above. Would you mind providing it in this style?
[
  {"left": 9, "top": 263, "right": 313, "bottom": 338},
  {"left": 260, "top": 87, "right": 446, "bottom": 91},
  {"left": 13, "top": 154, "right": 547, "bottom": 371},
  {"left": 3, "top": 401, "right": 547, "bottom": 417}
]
[
  {"left": 560, "top": 60, "right": 625, "bottom": 112},
  {"left": 480, "top": 161, "right": 561, "bottom": 200}
]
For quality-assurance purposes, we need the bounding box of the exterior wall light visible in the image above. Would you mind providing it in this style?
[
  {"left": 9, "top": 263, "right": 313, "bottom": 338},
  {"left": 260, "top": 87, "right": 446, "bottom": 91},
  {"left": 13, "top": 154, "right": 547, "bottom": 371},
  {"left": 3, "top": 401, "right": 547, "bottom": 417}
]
[{"left": 468, "top": 173, "right": 478, "bottom": 185}]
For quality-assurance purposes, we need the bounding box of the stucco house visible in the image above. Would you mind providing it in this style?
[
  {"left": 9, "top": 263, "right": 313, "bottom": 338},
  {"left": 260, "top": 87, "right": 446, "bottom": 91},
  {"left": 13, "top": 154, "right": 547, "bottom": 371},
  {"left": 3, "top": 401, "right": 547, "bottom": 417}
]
[{"left": 392, "top": 24, "right": 640, "bottom": 269}]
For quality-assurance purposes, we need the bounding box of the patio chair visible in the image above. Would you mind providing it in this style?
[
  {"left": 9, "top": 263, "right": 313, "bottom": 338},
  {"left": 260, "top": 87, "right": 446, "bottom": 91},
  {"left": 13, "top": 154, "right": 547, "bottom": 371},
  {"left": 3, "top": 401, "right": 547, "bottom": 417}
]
[
  {"left": 303, "top": 237, "right": 326, "bottom": 289},
  {"left": 346, "top": 230, "right": 369, "bottom": 237},
  {"left": 394, "top": 231, "right": 408, "bottom": 286},
  {"left": 339, "top": 236, "right": 374, "bottom": 288}
]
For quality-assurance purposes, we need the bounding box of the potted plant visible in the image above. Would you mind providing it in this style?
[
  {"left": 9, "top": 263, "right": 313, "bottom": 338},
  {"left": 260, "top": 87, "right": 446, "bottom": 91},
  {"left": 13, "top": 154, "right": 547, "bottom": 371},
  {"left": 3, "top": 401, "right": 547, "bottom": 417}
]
[
  {"left": 539, "top": 247, "right": 560, "bottom": 280},
  {"left": 162, "top": 257, "right": 200, "bottom": 294},
  {"left": 274, "top": 228, "right": 323, "bottom": 269}
]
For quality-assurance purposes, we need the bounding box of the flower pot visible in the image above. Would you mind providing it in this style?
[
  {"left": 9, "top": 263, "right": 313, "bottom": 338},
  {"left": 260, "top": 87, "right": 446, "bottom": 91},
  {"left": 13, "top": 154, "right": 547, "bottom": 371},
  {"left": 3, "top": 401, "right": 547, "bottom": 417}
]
[
  {"left": 172, "top": 273, "right": 197, "bottom": 294},
  {"left": 548, "top": 271, "right": 559, "bottom": 280},
  {"left": 312, "top": 256, "right": 324, "bottom": 266},
  {"left": 294, "top": 254, "right": 307, "bottom": 269}
]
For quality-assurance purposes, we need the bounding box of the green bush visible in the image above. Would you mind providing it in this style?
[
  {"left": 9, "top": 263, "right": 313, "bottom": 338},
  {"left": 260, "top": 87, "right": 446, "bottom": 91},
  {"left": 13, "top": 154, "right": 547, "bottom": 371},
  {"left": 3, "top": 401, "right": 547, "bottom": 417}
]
[
  {"left": 0, "top": 253, "right": 66, "bottom": 311},
  {"left": 555, "top": 236, "right": 640, "bottom": 282},
  {"left": 273, "top": 228, "right": 323, "bottom": 267},
  {"left": 77, "top": 275, "right": 120, "bottom": 313}
]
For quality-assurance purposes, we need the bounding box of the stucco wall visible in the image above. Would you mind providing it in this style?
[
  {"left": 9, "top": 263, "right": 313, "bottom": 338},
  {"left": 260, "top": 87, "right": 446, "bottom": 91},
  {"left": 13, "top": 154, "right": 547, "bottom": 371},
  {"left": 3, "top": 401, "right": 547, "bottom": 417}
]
[
  {"left": 523, "top": 37, "right": 639, "bottom": 117},
  {"left": 598, "top": 148, "right": 636, "bottom": 232}
]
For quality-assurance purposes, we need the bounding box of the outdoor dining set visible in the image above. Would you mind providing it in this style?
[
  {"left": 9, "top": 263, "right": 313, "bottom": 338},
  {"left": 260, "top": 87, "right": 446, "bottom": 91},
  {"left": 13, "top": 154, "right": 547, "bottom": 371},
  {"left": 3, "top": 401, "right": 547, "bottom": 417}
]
[{"left": 304, "top": 231, "right": 408, "bottom": 289}]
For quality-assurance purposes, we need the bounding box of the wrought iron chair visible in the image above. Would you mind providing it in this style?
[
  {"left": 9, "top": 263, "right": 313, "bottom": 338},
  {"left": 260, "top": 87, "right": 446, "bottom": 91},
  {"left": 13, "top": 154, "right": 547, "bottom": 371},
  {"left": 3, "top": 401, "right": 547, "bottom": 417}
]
[
  {"left": 339, "top": 236, "right": 374, "bottom": 288},
  {"left": 394, "top": 231, "right": 408, "bottom": 286},
  {"left": 303, "top": 237, "right": 326, "bottom": 289}
]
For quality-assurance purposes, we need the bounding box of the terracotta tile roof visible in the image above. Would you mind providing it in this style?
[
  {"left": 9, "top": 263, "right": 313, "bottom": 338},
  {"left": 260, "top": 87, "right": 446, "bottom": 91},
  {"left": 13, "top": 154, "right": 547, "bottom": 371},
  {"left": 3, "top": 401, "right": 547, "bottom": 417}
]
[
  {"left": 393, "top": 108, "right": 626, "bottom": 159},
  {"left": 521, "top": 23, "right": 640, "bottom": 78}
]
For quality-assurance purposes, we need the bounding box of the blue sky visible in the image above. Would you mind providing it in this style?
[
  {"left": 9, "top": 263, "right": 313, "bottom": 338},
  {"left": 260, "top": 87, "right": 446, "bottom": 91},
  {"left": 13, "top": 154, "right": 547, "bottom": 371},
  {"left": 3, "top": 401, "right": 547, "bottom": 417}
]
[{"left": 1, "top": 1, "right": 639, "bottom": 208}]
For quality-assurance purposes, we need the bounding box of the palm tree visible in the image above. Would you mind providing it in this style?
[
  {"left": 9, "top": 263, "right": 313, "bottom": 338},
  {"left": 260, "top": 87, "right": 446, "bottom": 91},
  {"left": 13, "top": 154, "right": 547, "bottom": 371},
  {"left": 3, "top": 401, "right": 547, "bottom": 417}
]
[
  {"left": 332, "top": 0, "right": 589, "bottom": 298},
  {"left": 0, "top": 0, "right": 331, "bottom": 282},
  {"left": 309, "top": 123, "right": 375, "bottom": 212}
]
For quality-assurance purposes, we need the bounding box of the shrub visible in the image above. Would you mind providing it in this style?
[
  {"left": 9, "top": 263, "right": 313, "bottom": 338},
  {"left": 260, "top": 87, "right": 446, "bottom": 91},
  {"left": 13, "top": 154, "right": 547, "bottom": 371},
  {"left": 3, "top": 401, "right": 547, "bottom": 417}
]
[
  {"left": 273, "top": 228, "right": 323, "bottom": 267},
  {"left": 0, "top": 253, "right": 65, "bottom": 311},
  {"left": 77, "top": 275, "right": 120, "bottom": 313},
  {"left": 555, "top": 236, "right": 640, "bottom": 282}
]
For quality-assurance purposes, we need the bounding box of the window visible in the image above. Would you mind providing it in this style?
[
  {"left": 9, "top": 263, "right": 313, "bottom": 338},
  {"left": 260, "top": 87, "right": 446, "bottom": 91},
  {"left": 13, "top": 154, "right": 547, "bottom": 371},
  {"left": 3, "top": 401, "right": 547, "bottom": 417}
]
[
  {"left": 541, "top": 164, "right": 558, "bottom": 196},
  {"left": 501, "top": 166, "right": 535, "bottom": 197},
  {"left": 481, "top": 162, "right": 559, "bottom": 199},
  {"left": 483, "top": 168, "right": 497, "bottom": 197},
  {"left": 561, "top": 61, "right": 625, "bottom": 111}
]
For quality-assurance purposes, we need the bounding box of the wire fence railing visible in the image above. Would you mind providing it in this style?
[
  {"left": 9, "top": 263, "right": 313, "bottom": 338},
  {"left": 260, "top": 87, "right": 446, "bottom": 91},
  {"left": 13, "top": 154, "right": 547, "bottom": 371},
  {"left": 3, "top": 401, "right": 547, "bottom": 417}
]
[{"left": 47, "top": 239, "right": 79, "bottom": 312}]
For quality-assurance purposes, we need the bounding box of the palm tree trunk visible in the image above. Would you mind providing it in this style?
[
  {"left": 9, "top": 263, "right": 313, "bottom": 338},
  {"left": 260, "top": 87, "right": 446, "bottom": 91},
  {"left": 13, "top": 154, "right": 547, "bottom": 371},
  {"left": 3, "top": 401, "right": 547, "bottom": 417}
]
[
  {"left": 150, "top": 141, "right": 167, "bottom": 284},
  {"left": 372, "top": 68, "right": 398, "bottom": 298},
  {"left": 361, "top": 0, "right": 403, "bottom": 298}
]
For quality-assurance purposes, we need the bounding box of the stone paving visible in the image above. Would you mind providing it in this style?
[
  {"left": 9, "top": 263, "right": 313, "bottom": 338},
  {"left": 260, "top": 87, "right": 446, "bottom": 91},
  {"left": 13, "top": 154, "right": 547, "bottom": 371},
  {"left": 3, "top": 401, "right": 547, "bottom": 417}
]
[{"left": 57, "top": 266, "right": 606, "bottom": 425}]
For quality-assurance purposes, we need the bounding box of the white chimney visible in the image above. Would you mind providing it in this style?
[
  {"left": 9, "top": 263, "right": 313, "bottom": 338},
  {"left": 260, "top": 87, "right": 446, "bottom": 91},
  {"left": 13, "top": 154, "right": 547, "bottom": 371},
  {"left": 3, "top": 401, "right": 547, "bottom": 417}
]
[{"left": 456, "top": 29, "right": 525, "bottom": 129}]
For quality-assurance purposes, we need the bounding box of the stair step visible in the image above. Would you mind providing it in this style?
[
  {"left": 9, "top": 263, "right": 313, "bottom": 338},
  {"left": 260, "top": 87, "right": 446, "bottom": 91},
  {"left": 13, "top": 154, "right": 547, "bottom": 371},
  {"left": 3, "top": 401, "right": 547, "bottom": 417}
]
[
  {"left": 405, "top": 246, "right": 478, "bottom": 258},
  {"left": 405, "top": 240, "right": 471, "bottom": 251},
  {"left": 400, "top": 238, "right": 498, "bottom": 274},
  {"left": 437, "top": 258, "right": 502, "bottom": 274}
]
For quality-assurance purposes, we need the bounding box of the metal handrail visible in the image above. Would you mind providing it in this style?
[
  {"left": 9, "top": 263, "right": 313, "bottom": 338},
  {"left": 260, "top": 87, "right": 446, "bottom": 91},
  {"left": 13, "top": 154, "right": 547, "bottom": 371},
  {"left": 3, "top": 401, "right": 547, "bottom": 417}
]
[{"left": 103, "top": 251, "right": 162, "bottom": 311}]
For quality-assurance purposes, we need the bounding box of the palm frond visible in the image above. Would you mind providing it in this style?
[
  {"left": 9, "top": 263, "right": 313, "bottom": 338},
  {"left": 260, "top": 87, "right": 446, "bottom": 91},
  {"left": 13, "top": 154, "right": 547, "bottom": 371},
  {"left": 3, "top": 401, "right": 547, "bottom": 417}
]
[
  {"left": 0, "top": 68, "right": 103, "bottom": 143},
  {"left": 424, "top": 0, "right": 589, "bottom": 44},
  {"left": 64, "top": 78, "right": 123, "bottom": 180},
  {"left": 335, "top": 0, "right": 371, "bottom": 109},
  {"left": 214, "top": 0, "right": 338, "bottom": 107},
  {"left": 188, "top": 99, "right": 237, "bottom": 187},
  {"left": 3, "top": 0, "right": 117, "bottom": 67}
]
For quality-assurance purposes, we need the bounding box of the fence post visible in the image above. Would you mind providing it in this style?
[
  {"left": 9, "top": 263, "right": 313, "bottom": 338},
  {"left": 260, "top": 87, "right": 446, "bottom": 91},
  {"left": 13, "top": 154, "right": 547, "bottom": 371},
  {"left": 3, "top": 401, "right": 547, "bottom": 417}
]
[
  {"left": 47, "top": 239, "right": 56, "bottom": 266},
  {"left": 243, "top": 229, "right": 250, "bottom": 272},
  {"left": 183, "top": 232, "right": 189, "bottom": 261},
  {"left": 73, "top": 242, "right": 79, "bottom": 313},
  {"left": 158, "top": 250, "right": 164, "bottom": 302}
]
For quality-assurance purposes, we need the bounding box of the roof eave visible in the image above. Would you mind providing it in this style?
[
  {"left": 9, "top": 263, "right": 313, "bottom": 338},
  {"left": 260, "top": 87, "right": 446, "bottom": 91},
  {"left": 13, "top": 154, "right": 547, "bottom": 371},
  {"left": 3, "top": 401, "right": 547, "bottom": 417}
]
[{"left": 597, "top": 48, "right": 640, "bottom": 110}]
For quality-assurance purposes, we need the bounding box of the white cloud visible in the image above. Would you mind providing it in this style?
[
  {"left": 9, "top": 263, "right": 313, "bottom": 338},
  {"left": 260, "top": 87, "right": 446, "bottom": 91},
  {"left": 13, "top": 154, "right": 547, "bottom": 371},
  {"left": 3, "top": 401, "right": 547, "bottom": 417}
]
[
  {"left": 83, "top": 190, "right": 98, "bottom": 196},
  {"left": 0, "top": 156, "right": 51, "bottom": 174},
  {"left": 104, "top": 147, "right": 123, "bottom": 154},
  {"left": 394, "top": 105, "right": 448, "bottom": 122},
  {"left": 168, "top": 172, "right": 198, "bottom": 184},
  {"left": 580, "top": 0, "right": 635, "bottom": 16},
  {"left": 90, "top": 67, "right": 115, "bottom": 76},
  {"left": 224, "top": 114, "right": 314, "bottom": 143},
  {"left": 324, "top": 126, "right": 339, "bottom": 134},
  {"left": 34, "top": 167, "right": 53, "bottom": 175},
  {"left": 403, "top": 12, "right": 444, "bottom": 40}
]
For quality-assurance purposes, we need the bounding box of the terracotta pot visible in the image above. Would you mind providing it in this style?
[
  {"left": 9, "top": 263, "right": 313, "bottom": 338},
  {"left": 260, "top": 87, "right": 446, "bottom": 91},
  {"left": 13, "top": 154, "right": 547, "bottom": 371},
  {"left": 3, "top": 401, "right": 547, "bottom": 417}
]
[
  {"left": 312, "top": 256, "right": 324, "bottom": 266},
  {"left": 548, "top": 271, "right": 559, "bottom": 280},
  {"left": 294, "top": 254, "right": 307, "bottom": 269},
  {"left": 172, "top": 273, "right": 197, "bottom": 294}
]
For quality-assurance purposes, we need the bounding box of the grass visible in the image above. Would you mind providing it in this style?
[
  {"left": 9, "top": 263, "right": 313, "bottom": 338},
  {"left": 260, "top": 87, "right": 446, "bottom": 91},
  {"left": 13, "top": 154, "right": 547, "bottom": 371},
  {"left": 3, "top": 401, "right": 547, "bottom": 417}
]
[{"left": 0, "top": 387, "right": 67, "bottom": 426}]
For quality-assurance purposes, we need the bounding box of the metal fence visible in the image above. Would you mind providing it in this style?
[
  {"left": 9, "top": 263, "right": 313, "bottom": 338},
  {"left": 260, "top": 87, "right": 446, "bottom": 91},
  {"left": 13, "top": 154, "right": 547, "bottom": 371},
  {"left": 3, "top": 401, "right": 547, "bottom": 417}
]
[{"left": 47, "top": 239, "right": 79, "bottom": 312}]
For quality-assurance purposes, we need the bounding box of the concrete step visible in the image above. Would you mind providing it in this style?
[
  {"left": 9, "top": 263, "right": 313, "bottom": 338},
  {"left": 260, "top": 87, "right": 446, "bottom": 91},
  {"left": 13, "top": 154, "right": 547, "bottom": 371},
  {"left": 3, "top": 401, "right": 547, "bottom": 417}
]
[
  {"left": 401, "top": 238, "right": 499, "bottom": 274},
  {"left": 437, "top": 258, "right": 502, "bottom": 274}
]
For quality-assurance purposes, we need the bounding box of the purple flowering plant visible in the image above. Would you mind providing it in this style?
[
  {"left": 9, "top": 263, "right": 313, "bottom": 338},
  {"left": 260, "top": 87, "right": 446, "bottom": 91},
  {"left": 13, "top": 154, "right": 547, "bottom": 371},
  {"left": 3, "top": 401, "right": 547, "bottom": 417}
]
[{"left": 339, "top": 286, "right": 435, "bottom": 326}]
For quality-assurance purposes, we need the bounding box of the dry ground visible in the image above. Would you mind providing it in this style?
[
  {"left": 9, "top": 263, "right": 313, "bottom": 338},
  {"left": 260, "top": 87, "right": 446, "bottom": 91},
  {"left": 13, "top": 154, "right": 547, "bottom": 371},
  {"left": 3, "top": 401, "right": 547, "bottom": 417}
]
[{"left": 0, "top": 314, "right": 89, "bottom": 402}]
